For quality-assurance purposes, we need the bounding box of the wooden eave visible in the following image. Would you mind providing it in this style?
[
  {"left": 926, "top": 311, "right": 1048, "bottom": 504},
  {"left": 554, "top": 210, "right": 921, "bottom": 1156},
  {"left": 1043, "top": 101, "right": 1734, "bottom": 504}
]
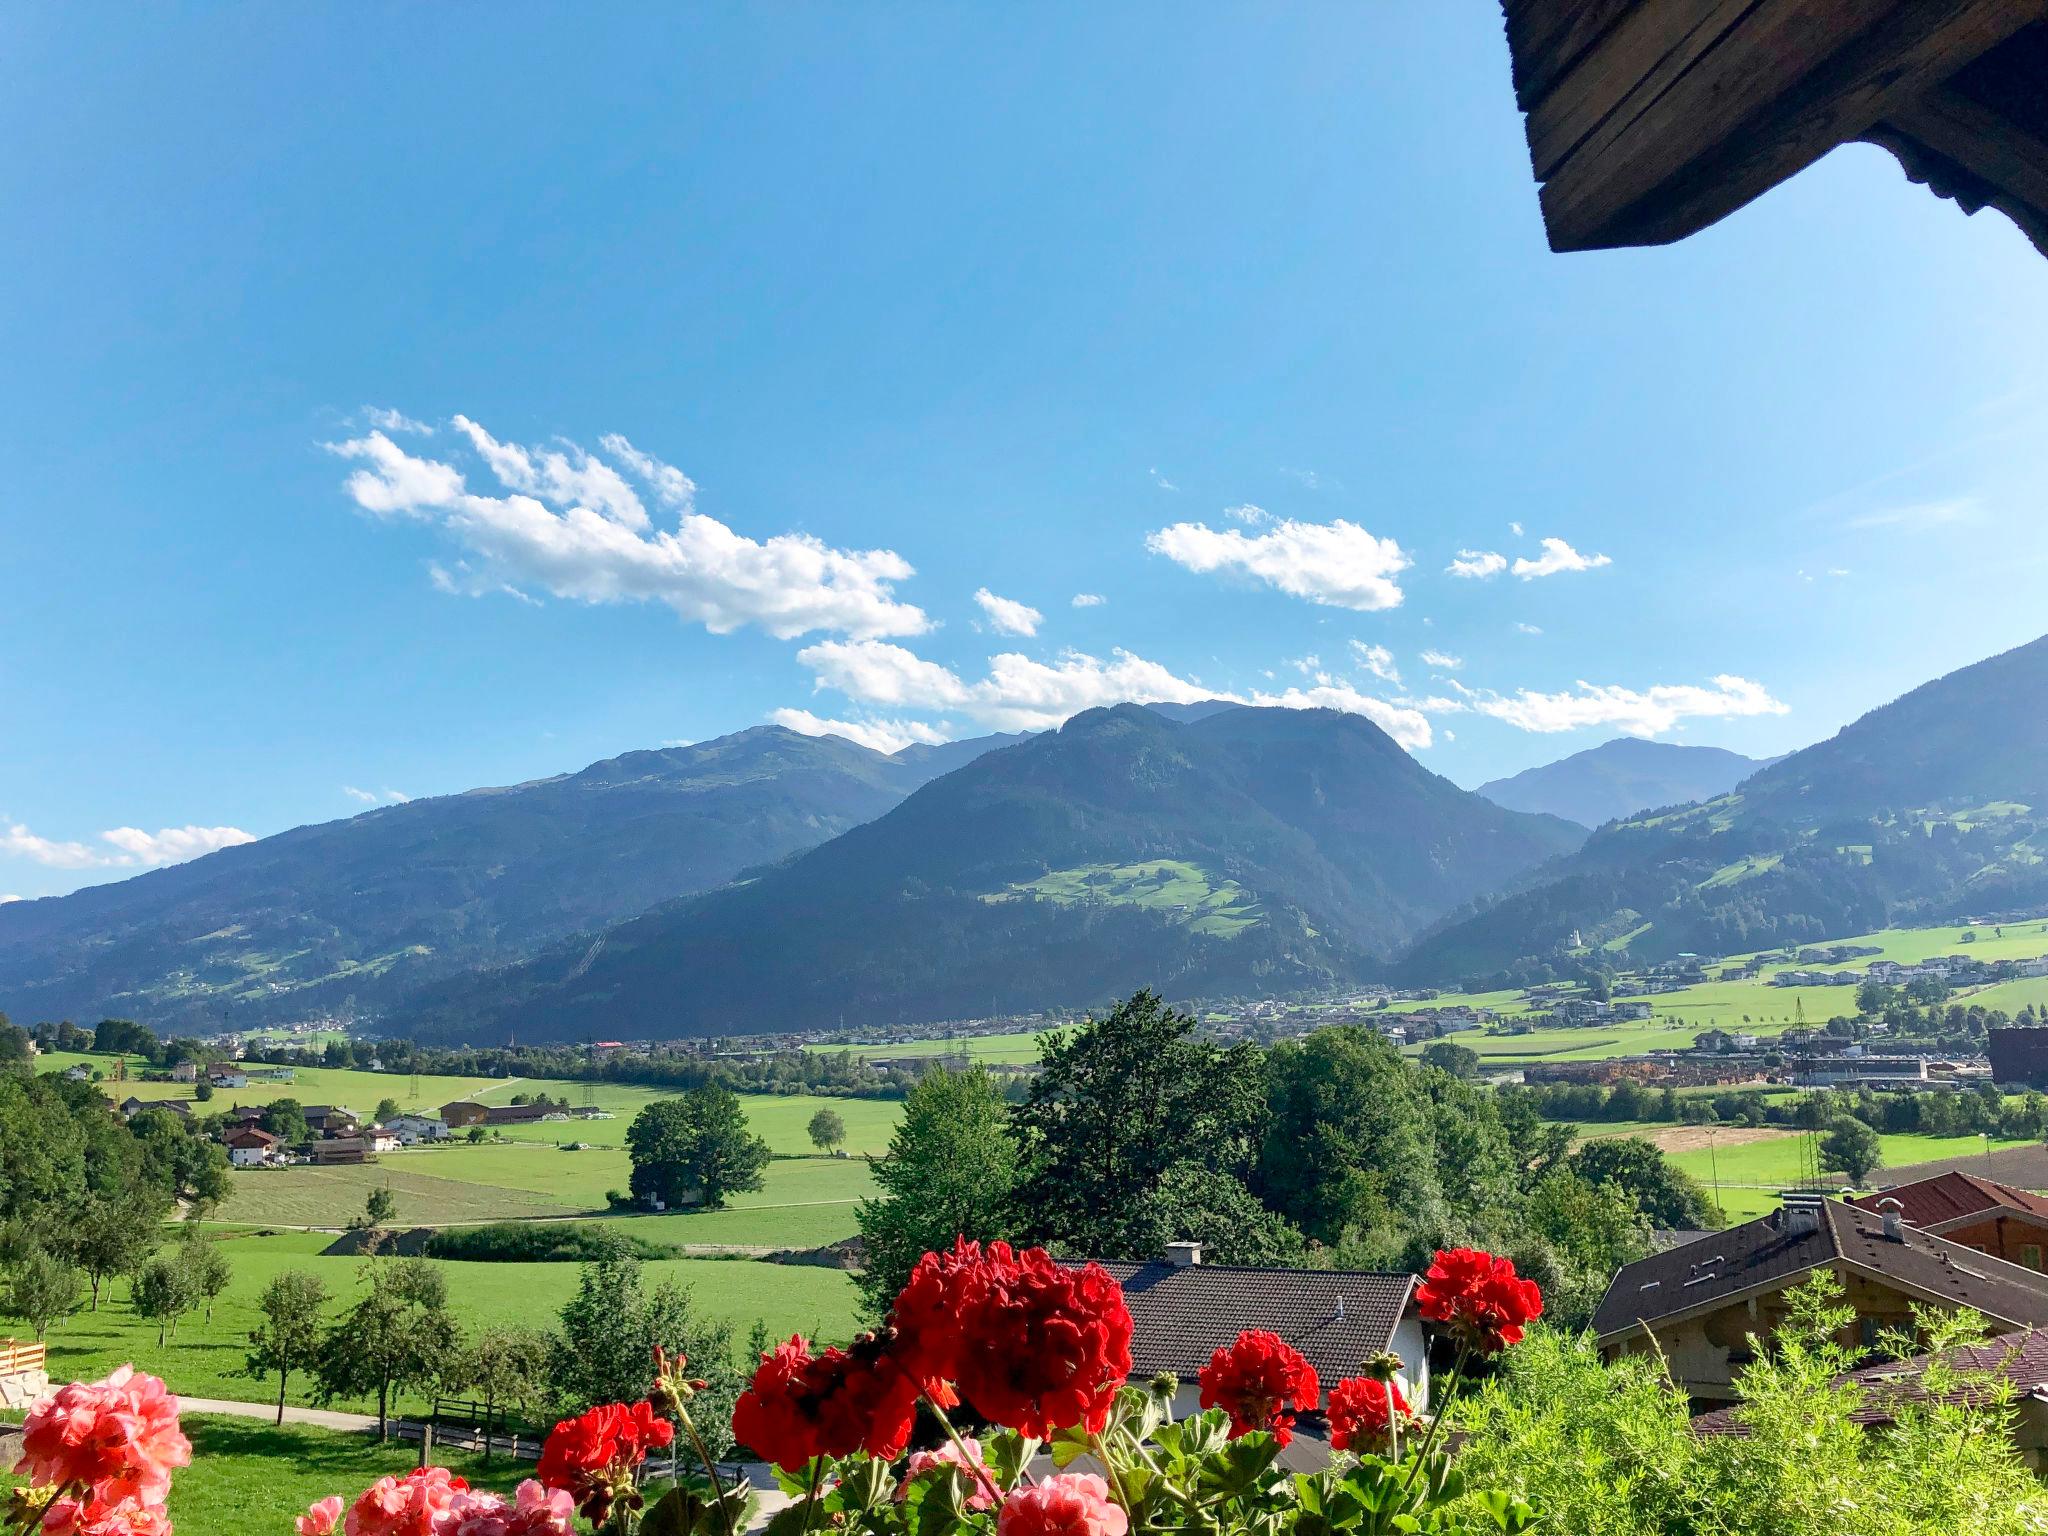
[{"left": 1501, "top": 1, "right": 2048, "bottom": 258}]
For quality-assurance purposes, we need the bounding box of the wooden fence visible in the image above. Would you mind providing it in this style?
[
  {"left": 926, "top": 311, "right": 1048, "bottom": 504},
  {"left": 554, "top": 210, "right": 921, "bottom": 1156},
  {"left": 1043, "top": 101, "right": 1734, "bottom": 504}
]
[{"left": 0, "top": 1340, "right": 47, "bottom": 1377}]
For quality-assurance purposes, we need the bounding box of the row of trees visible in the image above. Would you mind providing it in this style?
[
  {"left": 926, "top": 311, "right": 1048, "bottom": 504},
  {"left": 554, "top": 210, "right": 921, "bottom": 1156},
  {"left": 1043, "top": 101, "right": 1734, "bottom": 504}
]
[
  {"left": 243, "top": 1234, "right": 745, "bottom": 1449},
  {"left": 1511, "top": 1075, "right": 2044, "bottom": 1141},
  {"left": 854, "top": 991, "right": 1715, "bottom": 1329}
]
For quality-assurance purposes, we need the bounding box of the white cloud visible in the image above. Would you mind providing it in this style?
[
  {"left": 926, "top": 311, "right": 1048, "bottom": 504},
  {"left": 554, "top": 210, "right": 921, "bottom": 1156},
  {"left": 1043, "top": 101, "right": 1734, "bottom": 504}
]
[
  {"left": 2, "top": 823, "right": 100, "bottom": 869},
  {"left": 1071, "top": 593, "right": 1106, "bottom": 608},
  {"left": 973, "top": 588, "right": 1043, "bottom": 637},
  {"left": 1281, "top": 468, "right": 1325, "bottom": 490},
  {"left": 329, "top": 421, "right": 928, "bottom": 640},
  {"left": 0, "top": 894, "right": 20, "bottom": 904},
  {"left": 1827, "top": 567, "right": 1851, "bottom": 577},
  {"left": 770, "top": 709, "right": 952, "bottom": 755},
  {"left": 1147, "top": 517, "right": 1409, "bottom": 611},
  {"left": 795, "top": 639, "right": 973, "bottom": 710},
  {"left": 599, "top": 433, "right": 698, "bottom": 511},
  {"left": 1510, "top": 521, "right": 1524, "bottom": 536},
  {"left": 1469, "top": 675, "right": 1787, "bottom": 737},
  {"left": 1514, "top": 622, "right": 1543, "bottom": 635},
  {"left": 1351, "top": 641, "right": 1400, "bottom": 684},
  {"left": 364, "top": 406, "right": 431, "bottom": 435},
  {"left": 1245, "top": 684, "right": 1433, "bottom": 750},
  {"left": 342, "top": 786, "right": 380, "bottom": 805},
  {"left": 1447, "top": 549, "right": 1507, "bottom": 579},
  {"left": 1419, "top": 649, "right": 1462, "bottom": 670},
  {"left": 1512, "top": 537, "right": 1611, "bottom": 579},
  {"left": 99, "top": 825, "right": 258, "bottom": 865},
  {"left": 1843, "top": 497, "right": 1977, "bottom": 531},
  {"left": 1149, "top": 467, "right": 1178, "bottom": 492},
  {"left": 1223, "top": 503, "right": 1271, "bottom": 525},
  {"left": 384, "top": 788, "right": 412, "bottom": 804}
]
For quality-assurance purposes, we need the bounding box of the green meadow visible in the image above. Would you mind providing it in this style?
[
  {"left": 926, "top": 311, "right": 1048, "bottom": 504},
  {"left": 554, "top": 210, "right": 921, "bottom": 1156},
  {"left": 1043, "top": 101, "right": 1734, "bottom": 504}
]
[
  {"left": 806, "top": 1031, "right": 1048, "bottom": 1065},
  {"left": 996, "top": 859, "right": 1264, "bottom": 938},
  {"left": 10, "top": 1228, "right": 859, "bottom": 1415}
]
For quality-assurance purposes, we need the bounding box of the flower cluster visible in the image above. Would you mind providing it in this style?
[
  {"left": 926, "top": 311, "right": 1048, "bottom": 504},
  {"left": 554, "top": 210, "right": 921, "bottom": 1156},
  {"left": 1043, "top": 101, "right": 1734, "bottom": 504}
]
[
  {"left": 897, "top": 1437, "right": 998, "bottom": 1512},
  {"left": 993, "top": 1474, "right": 1128, "bottom": 1536},
  {"left": 735, "top": 1239, "right": 1134, "bottom": 1472},
  {"left": 1414, "top": 1247, "right": 1544, "bottom": 1355},
  {"left": 1326, "top": 1378, "right": 1411, "bottom": 1455},
  {"left": 295, "top": 1469, "right": 574, "bottom": 1536},
  {"left": 533, "top": 1402, "right": 676, "bottom": 1526},
  {"left": 1197, "top": 1332, "right": 1320, "bottom": 1448},
  {"left": 11, "top": 1366, "right": 189, "bottom": 1536}
]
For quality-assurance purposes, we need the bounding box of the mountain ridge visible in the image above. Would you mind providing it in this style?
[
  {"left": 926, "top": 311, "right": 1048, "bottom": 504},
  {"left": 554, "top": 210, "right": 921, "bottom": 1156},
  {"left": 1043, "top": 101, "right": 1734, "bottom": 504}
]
[{"left": 1475, "top": 738, "right": 1777, "bottom": 829}]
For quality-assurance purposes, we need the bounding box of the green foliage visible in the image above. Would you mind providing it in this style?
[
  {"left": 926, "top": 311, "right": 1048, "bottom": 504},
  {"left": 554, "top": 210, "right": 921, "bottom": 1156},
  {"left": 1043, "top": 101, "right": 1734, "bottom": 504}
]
[
  {"left": 311, "top": 1259, "right": 462, "bottom": 1438},
  {"left": 1569, "top": 1136, "right": 1716, "bottom": 1229},
  {"left": 1820, "top": 1115, "right": 1884, "bottom": 1184},
  {"left": 806, "top": 1107, "right": 846, "bottom": 1153},
  {"left": 133, "top": 1251, "right": 199, "bottom": 1346},
  {"left": 1011, "top": 990, "right": 1267, "bottom": 1257},
  {"left": 1454, "top": 1277, "right": 2048, "bottom": 1535},
  {"left": 1419, "top": 1041, "right": 1480, "bottom": 1078},
  {"left": 179, "top": 1230, "right": 235, "bottom": 1320},
  {"left": 65, "top": 1186, "right": 174, "bottom": 1309},
  {"left": 5, "top": 1245, "right": 85, "bottom": 1340},
  {"left": 857, "top": 1067, "right": 1018, "bottom": 1316},
  {"left": 627, "top": 1085, "right": 772, "bottom": 1210},
  {"left": 423, "top": 1221, "right": 682, "bottom": 1263},
  {"left": 244, "top": 1270, "right": 328, "bottom": 1422},
  {"left": 261, "top": 1098, "right": 310, "bottom": 1142},
  {"left": 356, "top": 1186, "right": 399, "bottom": 1230},
  {"left": 448, "top": 1324, "right": 554, "bottom": 1457}
]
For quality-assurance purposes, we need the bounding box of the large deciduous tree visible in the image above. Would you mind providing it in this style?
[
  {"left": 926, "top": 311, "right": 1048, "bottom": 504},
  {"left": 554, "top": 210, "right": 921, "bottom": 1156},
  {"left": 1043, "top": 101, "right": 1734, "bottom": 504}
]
[
  {"left": 1570, "top": 1135, "right": 1717, "bottom": 1229},
  {"left": 625, "top": 1085, "right": 770, "bottom": 1210}
]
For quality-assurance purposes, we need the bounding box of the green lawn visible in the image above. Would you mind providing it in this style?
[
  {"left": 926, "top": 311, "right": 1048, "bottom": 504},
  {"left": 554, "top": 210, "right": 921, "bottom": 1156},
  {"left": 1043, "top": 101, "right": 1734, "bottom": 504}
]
[
  {"left": 1, "top": 1416, "right": 522, "bottom": 1536},
  {"left": 9, "top": 1230, "right": 860, "bottom": 1415},
  {"left": 806, "top": 1032, "right": 1047, "bottom": 1066},
  {"left": 36, "top": 1052, "right": 505, "bottom": 1117},
  {"left": 1665, "top": 1130, "right": 2028, "bottom": 1196},
  {"left": 993, "top": 859, "right": 1264, "bottom": 938},
  {"left": 215, "top": 1144, "right": 876, "bottom": 1233}
]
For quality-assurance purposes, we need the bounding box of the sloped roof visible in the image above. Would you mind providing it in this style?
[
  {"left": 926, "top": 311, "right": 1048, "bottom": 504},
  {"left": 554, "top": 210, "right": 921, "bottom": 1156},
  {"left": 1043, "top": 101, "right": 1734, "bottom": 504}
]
[
  {"left": 1693, "top": 1326, "right": 2048, "bottom": 1436},
  {"left": 1593, "top": 1200, "right": 2048, "bottom": 1342},
  {"left": 1849, "top": 1170, "right": 2048, "bottom": 1230},
  {"left": 1089, "top": 1261, "right": 1416, "bottom": 1399}
]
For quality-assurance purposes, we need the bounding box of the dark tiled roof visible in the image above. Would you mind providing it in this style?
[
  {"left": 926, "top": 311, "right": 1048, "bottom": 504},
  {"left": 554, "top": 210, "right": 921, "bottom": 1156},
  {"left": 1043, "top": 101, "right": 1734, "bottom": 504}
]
[
  {"left": 1848, "top": 1170, "right": 2048, "bottom": 1229},
  {"left": 1088, "top": 1262, "right": 1416, "bottom": 1399},
  {"left": 1693, "top": 1326, "right": 2048, "bottom": 1436},
  {"left": 1593, "top": 1199, "right": 2048, "bottom": 1341}
]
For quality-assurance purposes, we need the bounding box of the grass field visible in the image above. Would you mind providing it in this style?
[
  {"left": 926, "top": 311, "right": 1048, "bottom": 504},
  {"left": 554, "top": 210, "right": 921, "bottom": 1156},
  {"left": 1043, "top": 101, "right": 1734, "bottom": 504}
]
[
  {"left": 214, "top": 1143, "right": 877, "bottom": 1238},
  {"left": 995, "top": 859, "right": 1264, "bottom": 938},
  {"left": 806, "top": 1032, "right": 1048, "bottom": 1065},
  {"left": 7, "top": 1229, "right": 860, "bottom": 1416},
  {"left": 1, "top": 1416, "right": 520, "bottom": 1536}
]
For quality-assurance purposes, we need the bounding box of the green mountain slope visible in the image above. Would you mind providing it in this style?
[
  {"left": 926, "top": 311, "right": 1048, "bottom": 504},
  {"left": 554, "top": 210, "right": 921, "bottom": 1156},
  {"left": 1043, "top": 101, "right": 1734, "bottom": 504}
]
[
  {"left": 1403, "top": 634, "right": 2048, "bottom": 983},
  {"left": 396, "top": 704, "right": 1585, "bottom": 1042},
  {"left": 0, "top": 726, "right": 1007, "bottom": 1029}
]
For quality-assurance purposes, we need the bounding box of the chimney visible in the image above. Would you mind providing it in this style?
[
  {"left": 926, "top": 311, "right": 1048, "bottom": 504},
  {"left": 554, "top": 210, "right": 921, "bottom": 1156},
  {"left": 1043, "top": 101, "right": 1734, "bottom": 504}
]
[
  {"left": 1164, "top": 1241, "right": 1203, "bottom": 1268},
  {"left": 1878, "top": 1197, "right": 1905, "bottom": 1242},
  {"left": 1784, "top": 1193, "right": 1824, "bottom": 1237}
]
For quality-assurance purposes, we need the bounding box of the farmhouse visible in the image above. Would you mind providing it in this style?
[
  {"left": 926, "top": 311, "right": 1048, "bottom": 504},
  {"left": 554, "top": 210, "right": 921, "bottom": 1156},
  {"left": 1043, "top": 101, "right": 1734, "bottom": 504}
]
[
  {"left": 440, "top": 1100, "right": 490, "bottom": 1128},
  {"left": 1595, "top": 1194, "right": 2048, "bottom": 1403},
  {"left": 206, "top": 1063, "right": 249, "bottom": 1089},
  {"left": 222, "top": 1127, "right": 283, "bottom": 1168},
  {"left": 384, "top": 1113, "right": 450, "bottom": 1144},
  {"left": 302, "top": 1105, "right": 359, "bottom": 1136},
  {"left": 1083, "top": 1242, "right": 1431, "bottom": 1454},
  {"left": 306, "top": 1136, "right": 373, "bottom": 1166},
  {"left": 167, "top": 1061, "right": 198, "bottom": 1083},
  {"left": 1848, "top": 1172, "right": 2048, "bottom": 1271},
  {"left": 483, "top": 1102, "right": 564, "bottom": 1126}
]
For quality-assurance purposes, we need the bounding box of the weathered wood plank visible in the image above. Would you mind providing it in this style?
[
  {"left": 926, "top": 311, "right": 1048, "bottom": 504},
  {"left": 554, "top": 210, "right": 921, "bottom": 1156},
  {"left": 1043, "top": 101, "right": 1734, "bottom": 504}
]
[
  {"left": 1888, "top": 88, "right": 2048, "bottom": 216},
  {"left": 1532, "top": 0, "right": 2046, "bottom": 249},
  {"left": 1505, "top": 0, "right": 1643, "bottom": 111}
]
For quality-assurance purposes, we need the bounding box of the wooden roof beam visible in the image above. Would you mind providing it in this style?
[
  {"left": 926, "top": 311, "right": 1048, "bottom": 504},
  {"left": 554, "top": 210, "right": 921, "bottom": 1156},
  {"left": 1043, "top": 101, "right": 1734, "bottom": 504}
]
[{"left": 1524, "top": 0, "right": 2048, "bottom": 252}]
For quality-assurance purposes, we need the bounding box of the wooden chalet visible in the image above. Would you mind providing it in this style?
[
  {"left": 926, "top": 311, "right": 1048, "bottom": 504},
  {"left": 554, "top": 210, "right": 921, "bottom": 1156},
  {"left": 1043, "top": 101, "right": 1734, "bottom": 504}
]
[{"left": 1497, "top": 2, "right": 2048, "bottom": 257}]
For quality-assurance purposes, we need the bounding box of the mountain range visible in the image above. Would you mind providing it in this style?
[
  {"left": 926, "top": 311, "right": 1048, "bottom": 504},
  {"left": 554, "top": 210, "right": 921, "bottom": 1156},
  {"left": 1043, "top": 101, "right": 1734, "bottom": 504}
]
[
  {"left": 1475, "top": 738, "right": 1774, "bottom": 829},
  {"left": 395, "top": 703, "right": 1585, "bottom": 1042},
  {"left": 1404, "top": 634, "right": 2048, "bottom": 984},
  {"left": 0, "top": 726, "right": 1019, "bottom": 1030}
]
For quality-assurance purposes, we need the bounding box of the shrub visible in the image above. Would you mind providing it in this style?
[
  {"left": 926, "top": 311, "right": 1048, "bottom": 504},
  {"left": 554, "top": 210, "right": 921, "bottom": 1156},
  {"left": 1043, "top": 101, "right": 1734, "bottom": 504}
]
[{"left": 422, "top": 1222, "right": 680, "bottom": 1264}]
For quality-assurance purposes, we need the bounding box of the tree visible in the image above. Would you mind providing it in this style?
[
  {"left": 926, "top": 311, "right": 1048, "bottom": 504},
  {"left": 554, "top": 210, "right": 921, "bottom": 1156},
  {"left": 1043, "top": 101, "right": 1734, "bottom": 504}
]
[
  {"left": 5, "top": 1247, "right": 84, "bottom": 1340},
  {"left": 262, "top": 1098, "right": 310, "bottom": 1143},
  {"left": 1011, "top": 991, "right": 1266, "bottom": 1257},
  {"left": 450, "top": 1325, "right": 552, "bottom": 1462},
  {"left": 1820, "top": 1115, "right": 1884, "bottom": 1185},
  {"left": 353, "top": 1186, "right": 398, "bottom": 1232},
  {"left": 806, "top": 1107, "right": 846, "bottom": 1154},
  {"left": 1570, "top": 1136, "right": 1717, "bottom": 1229},
  {"left": 313, "top": 1260, "right": 462, "bottom": 1440},
  {"left": 856, "top": 1066, "right": 1019, "bottom": 1315},
  {"left": 132, "top": 1253, "right": 197, "bottom": 1346},
  {"left": 1857, "top": 980, "right": 1895, "bottom": 1017},
  {"left": 625, "top": 1086, "right": 770, "bottom": 1210},
  {"left": 1125, "top": 1164, "right": 1306, "bottom": 1267},
  {"left": 374, "top": 1098, "right": 401, "bottom": 1123},
  {"left": 550, "top": 1231, "right": 738, "bottom": 1451},
  {"left": 245, "top": 1271, "right": 327, "bottom": 1423},
  {"left": 1420, "top": 1041, "right": 1481, "bottom": 1079},
  {"left": 194, "top": 1080, "right": 214, "bottom": 1103},
  {"left": 67, "top": 1188, "right": 173, "bottom": 1310},
  {"left": 180, "top": 1232, "right": 233, "bottom": 1321}
]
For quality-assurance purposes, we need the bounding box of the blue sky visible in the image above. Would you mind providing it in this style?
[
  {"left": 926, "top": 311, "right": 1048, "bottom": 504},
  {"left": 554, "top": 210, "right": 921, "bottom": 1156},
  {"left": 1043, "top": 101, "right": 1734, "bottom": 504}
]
[{"left": 4, "top": 6, "right": 2047, "bottom": 900}]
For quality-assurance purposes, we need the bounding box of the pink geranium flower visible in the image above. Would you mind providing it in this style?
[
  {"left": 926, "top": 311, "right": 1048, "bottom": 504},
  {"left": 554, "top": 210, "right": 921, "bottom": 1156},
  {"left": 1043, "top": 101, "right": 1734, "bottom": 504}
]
[
  {"left": 996, "top": 1474, "right": 1129, "bottom": 1536},
  {"left": 343, "top": 1466, "right": 468, "bottom": 1536},
  {"left": 297, "top": 1495, "right": 346, "bottom": 1536},
  {"left": 17, "top": 1366, "right": 191, "bottom": 1510},
  {"left": 898, "top": 1436, "right": 999, "bottom": 1511}
]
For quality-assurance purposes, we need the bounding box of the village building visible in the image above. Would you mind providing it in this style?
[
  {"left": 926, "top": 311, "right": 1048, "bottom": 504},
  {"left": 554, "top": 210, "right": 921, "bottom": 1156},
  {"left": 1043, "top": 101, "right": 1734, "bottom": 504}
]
[
  {"left": 206, "top": 1063, "right": 250, "bottom": 1089},
  {"left": 1848, "top": 1172, "right": 2048, "bottom": 1271},
  {"left": 383, "top": 1113, "right": 450, "bottom": 1144},
  {"left": 167, "top": 1061, "right": 199, "bottom": 1083},
  {"left": 1594, "top": 1194, "right": 2048, "bottom": 1403},
  {"left": 301, "top": 1105, "right": 359, "bottom": 1137},
  {"left": 440, "top": 1100, "right": 490, "bottom": 1128},
  {"left": 306, "top": 1136, "right": 373, "bottom": 1166},
  {"left": 222, "top": 1127, "right": 283, "bottom": 1168}
]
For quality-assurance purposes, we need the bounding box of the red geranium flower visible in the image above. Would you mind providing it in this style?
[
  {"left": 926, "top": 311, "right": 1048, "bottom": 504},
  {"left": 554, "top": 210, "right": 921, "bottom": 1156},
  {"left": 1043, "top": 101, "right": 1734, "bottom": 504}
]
[
  {"left": 1415, "top": 1247, "right": 1543, "bottom": 1355},
  {"left": 1326, "top": 1377, "right": 1410, "bottom": 1455},
  {"left": 535, "top": 1401, "right": 674, "bottom": 1523},
  {"left": 731, "top": 1332, "right": 921, "bottom": 1471},
  {"left": 889, "top": 1237, "right": 983, "bottom": 1403},
  {"left": 951, "top": 1243, "right": 1133, "bottom": 1438},
  {"left": 1196, "top": 1331, "right": 1320, "bottom": 1447}
]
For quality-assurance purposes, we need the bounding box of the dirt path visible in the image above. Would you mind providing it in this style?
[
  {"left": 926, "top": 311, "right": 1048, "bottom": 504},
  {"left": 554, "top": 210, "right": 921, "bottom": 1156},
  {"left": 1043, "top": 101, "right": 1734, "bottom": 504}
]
[{"left": 1639, "top": 1125, "right": 1794, "bottom": 1155}]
